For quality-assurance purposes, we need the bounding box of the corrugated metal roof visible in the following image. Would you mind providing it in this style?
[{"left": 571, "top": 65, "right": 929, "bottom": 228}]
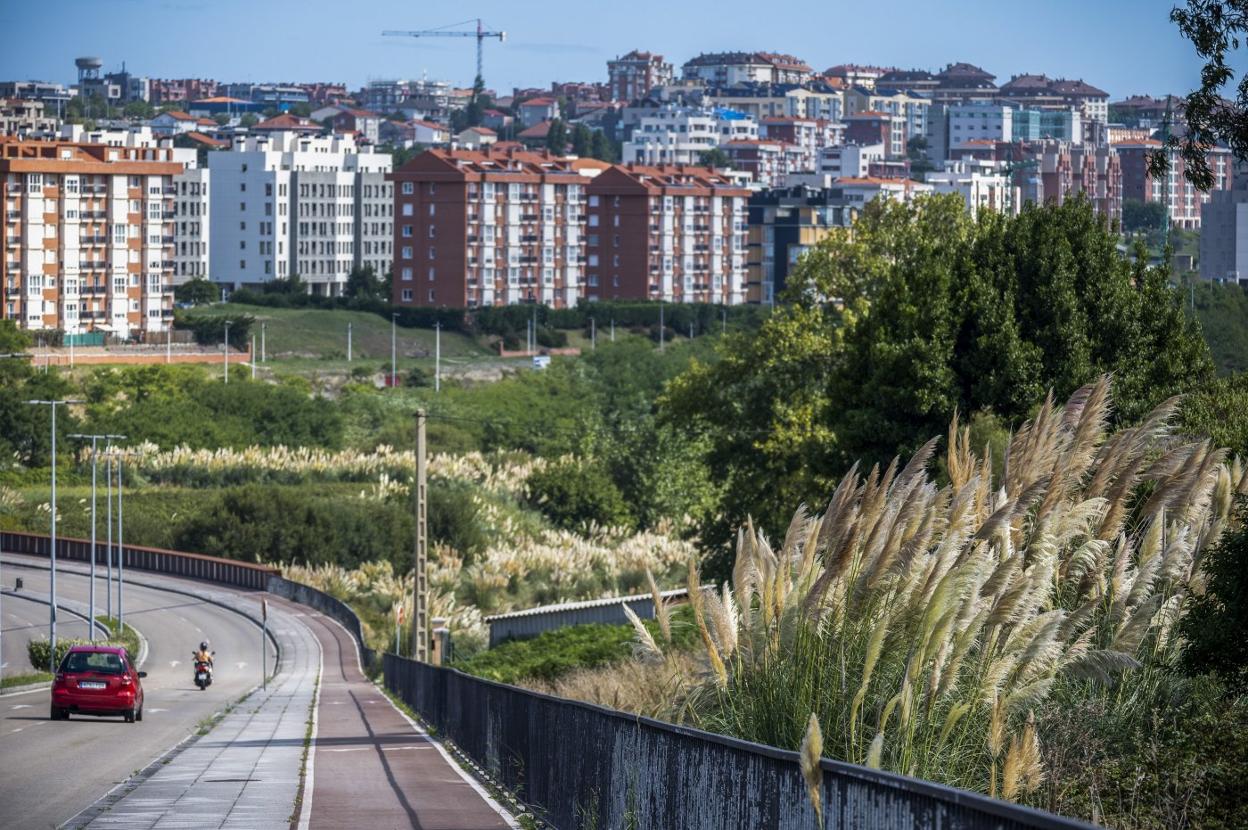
[{"left": 484, "top": 587, "right": 698, "bottom": 622}]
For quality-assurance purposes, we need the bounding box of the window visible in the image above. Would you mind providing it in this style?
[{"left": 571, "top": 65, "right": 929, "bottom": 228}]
[
  {"left": 401, "top": 246, "right": 413, "bottom": 259},
  {"left": 401, "top": 267, "right": 412, "bottom": 281},
  {"left": 428, "top": 247, "right": 436, "bottom": 260},
  {"left": 401, "top": 289, "right": 413, "bottom": 301},
  {"left": 112, "top": 223, "right": 127, "bottom": 244},
  {"left": 428, "top": 225, "right": 436, "bottom": 239},
  {"left": 427, "top": 289, "right": 435, "bottom": 302},
  {"left": 428, "top": 203, "right": 436, "bottom": 217},
  {"left": 402, "top": 225, "right": 413, "bottom": 238},
  {"left": 589, "top": 195, "right": 600, "bottom": 207},
  {"left": 402, "top": 182, "right": 414, "bottom": 195},
  {"left": 588, "top": 215, "right": 599, "bottom": 227},
  {"left": 402, "top": 203, "right": 413, "bottom": 217},
  {"left": 428, "top": 267, "right": 436, "bottom": 281}
]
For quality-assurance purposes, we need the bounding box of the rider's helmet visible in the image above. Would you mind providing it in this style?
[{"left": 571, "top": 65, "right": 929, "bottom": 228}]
[{"left": 199, "top": 641, "right": 209, "bottom": 651}]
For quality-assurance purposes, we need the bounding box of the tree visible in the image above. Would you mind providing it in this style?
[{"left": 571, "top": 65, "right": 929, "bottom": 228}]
[
  {"left": 122, "top": 100, "right": 154, "bottom": 120},
  {"left": 289, "top": 103, "right": 313, "bottom": 118},
  {"left": 907, "top": 135, "right": 935, "bottom": 179},
  {"left": 174, "top": 278, "right": 218, "bottom": 306},
  {"left": 698, "top": 147, "right": 731, "bottom": 169},
  {"left": 545, "top": 118, "right": 568, "bottom": 153},
  {"left": 344, "top": 265, "right": 384, "bottom": 300},
  {"left": 571, "top": 123, "right": 592, "bottom": 158},
  {"left": 1122, "top": 199, "right": 1169, "bottom": 234},
  {"left": 662, "top": 195, "right": 1214, "bottom": 572},
  {"left": 213, "top": 113, "right": 230, "bottom": 126},
  {"left": 1180, "top": 498, "right": 1248, "bottom": 687},
  {"left": 1179, "top": 372, "right": 1248, "bottom": 457},
  {"left": 526, "top": 458, "right": 634, "bottom": 532},
  {"left": 1150, "top": 1, "right": 1248, "bottom": 190},
  {"left": 239, "top": 113, "right": 259, "bottom": 129},
  {"left": 589, "top": 130, "right": 617, "bottom": 162}
]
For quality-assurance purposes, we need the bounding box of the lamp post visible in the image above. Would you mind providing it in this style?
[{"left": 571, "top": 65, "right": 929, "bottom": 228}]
[
  {"left": 251, "top": 334, "right": 256, "bottom": 380},
  {"left": 347, "top": 322, "right": 352, "bottom": 362},
  {"left": 391, "top": 312, "right": 398, "bottom": 387},
  {"left": 261, "top": 321, "right": 267, "bottom": 363},
  {"left": 223, "top": 321, "right": 231, "bottom": 384},
  {"left": 26, "top": 398, "right": 84, "bottom": 673},
  {"left": 434, "top": 321, "right": 441, "bottom": 392},
  {"left": 113, "top": 448, "right": 138, "bottom": 632},
  {"left": 66, "top": 433, "right": 123, "bottom": 639}
]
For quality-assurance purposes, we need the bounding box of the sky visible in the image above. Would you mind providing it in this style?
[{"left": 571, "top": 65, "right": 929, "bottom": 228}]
[{"left": 1, "top": 0, "right": 1244, "bottom": 101}]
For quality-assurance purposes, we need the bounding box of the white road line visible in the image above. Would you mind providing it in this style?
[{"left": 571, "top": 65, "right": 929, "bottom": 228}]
[
  {"left": 10, "top": 704, "right": 32, "bottom": 710},
  {"left": 296, "top": 644, "right": 323, "bottom": 830}
]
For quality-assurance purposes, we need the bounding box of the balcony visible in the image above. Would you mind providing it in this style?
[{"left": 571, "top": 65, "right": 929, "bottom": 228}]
[
  {"left": 161, "top": 235, "right": 176, "bottom": 244},
  {"left": 5, "top": 210, "right": 20, "bottom": 220},
  {"left": 5, "top": 236, "right": 20, "bottom": 246}
]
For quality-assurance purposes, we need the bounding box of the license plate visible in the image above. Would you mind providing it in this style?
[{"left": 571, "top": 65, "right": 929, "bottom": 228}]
[{"left": 79, "top": 681, "right": 106, "bottom": 689}]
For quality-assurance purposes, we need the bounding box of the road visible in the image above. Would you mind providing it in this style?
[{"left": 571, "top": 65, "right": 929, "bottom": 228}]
[
  {"left": 3, "top": 591, "right": 94, "bottom": 676},
  {"left": 0, "top": 558, "right": 266, "bottom": 830}
]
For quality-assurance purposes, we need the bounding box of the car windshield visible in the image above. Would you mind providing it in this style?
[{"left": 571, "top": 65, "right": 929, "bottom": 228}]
[{"left": 61, "top": 651, "right": 126, "bottom": 675}]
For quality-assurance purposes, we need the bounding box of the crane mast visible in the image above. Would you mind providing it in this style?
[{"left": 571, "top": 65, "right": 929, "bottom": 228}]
[{"left": 382, "top": 18, "right": 506, "bottom": 89}]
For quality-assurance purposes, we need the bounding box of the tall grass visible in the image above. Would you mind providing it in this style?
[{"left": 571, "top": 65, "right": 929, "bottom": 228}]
[{"left": 663, "top": 378, "right": 1246, "bottom": 800}]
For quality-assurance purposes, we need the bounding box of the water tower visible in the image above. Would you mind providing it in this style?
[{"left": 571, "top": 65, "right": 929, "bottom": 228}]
[{"left": 75, "top": 56, "right": 103, "bottom": 86}]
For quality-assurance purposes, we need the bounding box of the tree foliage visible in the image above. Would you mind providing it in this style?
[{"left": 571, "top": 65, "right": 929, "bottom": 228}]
[
  {"left": 1121, "top": 198, "right": 1169, "bottom": 234},
  {"left": 1180, "top": 498, "right": 1248, "bottom": 687},
  {"left": 662, "top": 195, "right": 1214, "bottom": 569},
  {"left": 174, "top": 278, "right": 218, "bottom": 306},
  {"left": 1152, "top": 0, "right": 1248, "bottom": 189},
  {"left": 526, "top": 457, "right": 634, "bottom": 532}
]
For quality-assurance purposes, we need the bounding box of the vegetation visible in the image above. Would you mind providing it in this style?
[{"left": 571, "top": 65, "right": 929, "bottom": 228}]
[
  {"left": 27, "top": 617, "right": 142, "bottom": 673},
  {"left": 662, "top": 196, "right": 1213, "bottom": 575},
  {"left": 1179, "top": 499, "right": 1248, "bottom": 687},
  {"left": 1193, "top": 281, "right": 1248, "bottom": 375}
]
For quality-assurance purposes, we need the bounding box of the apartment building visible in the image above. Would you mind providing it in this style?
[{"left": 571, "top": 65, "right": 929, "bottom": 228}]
[
  {"left": 607, "top": 51, "right": 674, "bottom": 102},
  {"left": 998, "top": 75, "right": 1109, "bottom": 123},
  {"left": 207, "top": 132, "right": 392, "bottom": 293},
  {"left": 585, "top": 163, "right": 749, "bottom": 304},
  {"left": 843, "top": 87, "right": 929, "bottom": 140},
  {"left": 0, "top": 99, "right": 59, "bottom": 136},
  {"left": 932, "top": 63, "right": 999, "bottom": 103},
  {"left": 623, "top": 106, "right": 758, "bottom": 166},
  {"left": 926, "top": 103, "right": 1014, "bottom": 160},
  {"left": 1117, "top": 140, "right": 1232, "bottom": 229},
  {"left": 760, "top": 117, "right": 842, "bottom": 172},
  {"left": 1200, "top": 182, "right": 1248, "bottom": 282},
  {"left": 706, "top": 82, "right": 844, "bottom": 123},
  {"left": 682, "top": 52, "right": 813, "bottom": 86},
  {"left": 148, "top": 78, "right": 219, "bottom": 105},
  {"left": 746, "top": 185, "right": 856, "bottom": 304},
  {"left": 389, "top": 148, "right": 587, "bottom": 308},
  {"left": 1, "top": 136, "right": 179, "bottom": 337},
  {"left": 722, "top": 139, "right": 804, "bottom": 186},
  {"left": 845, "top": 112, "right": 906, "bottom": 158},
  {"left": 927, "top": 160, "right": 1012, "bottom": 218}
]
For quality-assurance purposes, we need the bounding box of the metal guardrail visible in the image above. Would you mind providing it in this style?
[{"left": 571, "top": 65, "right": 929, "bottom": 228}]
[
  {"left": 485, "top": 588, "right": 693, "bottom": 647},
  {"left": 0, "top": 531, "right": 278, "bottom": 591},
  {"left": 266, "top": 575, "right": 377, "bottom": 671},
  {"left": 385, "top": 654, "right": 1097, "bottom": 830}
]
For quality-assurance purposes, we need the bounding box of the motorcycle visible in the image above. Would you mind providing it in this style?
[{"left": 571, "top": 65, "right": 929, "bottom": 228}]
[{"left": 192, "top": 652, "right": 214, "bottom": 690}]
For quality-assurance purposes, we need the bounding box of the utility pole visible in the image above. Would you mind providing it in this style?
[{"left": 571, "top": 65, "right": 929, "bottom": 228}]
[
  {"left": 26, "top": 399, "right": 82, "bottom": 672},
  {"left": 659, "top": 301, "right": 665, "bottom": 352},
  {"left": 722, "top": 306, "right": 727, "bottom": 335},
  {"left": 166, "top": 327, "right": 171, "bottom": 364},
  {"left": 391, "top": 313, "right": 398, "bottom": 387},
  {"left": 434, "top": 321, "right": 441, "bottom": 392},
  {"left": 611, "top": 318, "right": 615, "bottom": 342},
  {"left": 261, "top": 322, "right": 267, "bottom": 363},
  {"left": 347, "top": 322, "right": 352, "bottom": 362},
  {"left": 590, "top": 317, "right": 596, "bottom": 350},
  {"left": 412, "top": 410, "right": 429, "bottom": 662},
  {"left": 67, "top": 434, "right": 120, "bottom": 639},
  {"left": 105, "top": 450, "right": 113, "bottom": 620},
  {"left": 115, "top": 448, "right": 134, "bottom": 632},
  {"left": 251, "top": 335, "right": 256, "bottom": 380},
  {"left": 223, "top": 321, "right": 231, "bottom": 384}
]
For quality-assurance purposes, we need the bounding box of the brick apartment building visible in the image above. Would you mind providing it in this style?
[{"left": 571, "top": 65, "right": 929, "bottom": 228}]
[
  {"left": 389, "top": 148, "right": 588, "bottom": 308},
  {"left": 1116, "top": 140, "right": 1233, "bottom": 229},
  {"left": 607, "top": 51, "right": 674, "bottom": 103},
  {"left": 2, "top": 136, "right": 180, "bottom": 338},
  {"left": 584, "top": 163, "right": 749, "bottom": 304}
]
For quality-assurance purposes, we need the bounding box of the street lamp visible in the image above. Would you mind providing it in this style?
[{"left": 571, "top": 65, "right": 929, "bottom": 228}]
[
  {"left": 67, "top": 433, "right": 124, "bottom": 639},
  {"left": 26, "top": 398, "right": 84, "bottom": 673},
  {"left": 391, "top": 312, "right": 398, "bottom": 387},
  {"left": 223, "top": 321, "right": 231, "bottom": 384},
  {"left": 111, "top": 447, "right": 139, "bottom": 632}
]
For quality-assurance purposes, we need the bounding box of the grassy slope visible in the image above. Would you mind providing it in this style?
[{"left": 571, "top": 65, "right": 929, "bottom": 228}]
[{"left": 188, "top": 304, "right": 491, "bottom": 363}]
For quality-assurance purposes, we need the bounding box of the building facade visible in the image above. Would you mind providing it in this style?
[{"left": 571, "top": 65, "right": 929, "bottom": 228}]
[
  {"left": 1117, "top": 140, "right": 1233, "bottom": 229},
  {"left": 389, "top": 148, "right": 587, "bottom": 308},
  {"left": 207, "top": 132, "right": 392, "bottom": 293},
  {"left": 1200, "top": 186, "right": 1248, "bottom": 282},
  {"left": 607, "top": 51, "right": 674, "bottom": 103},
  {"left": 746, "top": 185, "right": 855, "bottom": 304},
  {"left": 623, "top": 106, "right": 758, "bottom": 166},
  {"left": 585, "top": 163, "right": 749, "bottom": 304},
  {"left": 1, "top": 137, "right": 179, "bottom": 337}
]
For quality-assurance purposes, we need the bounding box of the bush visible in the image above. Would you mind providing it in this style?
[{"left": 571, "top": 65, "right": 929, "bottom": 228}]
[
  {"left": 404, "top": 367, "right": 430, "bottom": 388},
  {"left": 526, "top": 458, "right": 633, "bottom": 531},
  {"left": 455, "top": 623, "right": 641, "bottom": 684},
  {"left": 1180, "top": 498, "right": 1248, "bottom": 687},
  {"left": 429, "top": 479, "right": 488, "bottom": 559},
  {"left": 535, "top": 326, "right": 567, "bottom": 348}
]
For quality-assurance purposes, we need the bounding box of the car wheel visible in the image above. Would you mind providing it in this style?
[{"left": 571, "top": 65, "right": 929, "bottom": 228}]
[
  {"left": 50, "top": 706, "right": 63, "bottom": 721},
  {"left": 125, "top": 709, "right": 135, "bottom": 723},
  {"left": 136, "top": 706, "right": 143, "bottom": 722}
]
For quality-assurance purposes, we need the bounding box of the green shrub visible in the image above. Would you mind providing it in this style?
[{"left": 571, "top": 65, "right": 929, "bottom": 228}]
[{"left": 526, "top": 458, "right": 633, "bottom": 531}]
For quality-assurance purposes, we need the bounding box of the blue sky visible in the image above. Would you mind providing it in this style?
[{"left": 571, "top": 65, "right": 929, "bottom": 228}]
[{"left": 1, "top": 0, "right": 1243, "bottom": 100}]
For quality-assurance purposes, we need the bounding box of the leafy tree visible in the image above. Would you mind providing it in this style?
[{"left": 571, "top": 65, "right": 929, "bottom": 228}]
[
  {"left": 698, "top": 147, "right": 731, "bottom": 169},
  {"left": 213, "top": 113, "right": 230, "bottom": 126},
  {"left": 1122, "top": 199, "right": 1169, "bottom": 234},
  {"left": 545, "top": 118, "right": 568, "bottom": 153},
  {"left": 1179, "top": 372, "right": 1248, "bottom": 456},
  {"left": 1180, "top": 498, "right": 1248, "bottom": 687},
  {"left": 907, "top": 135, "right": 935, "bottom": 179},
  {"left": 344, "top": 265, "right": 384, "bottom": 301},
  {"left": 571, "top": 122, "right": 593, "bottom": 158},
  {"left": 174, "top": 312, "right": 254, "bottom": 348},
  {"left": 122, "top": 100, "right": 154, "bottom": 120},
  {"left": 1194, "top": 280, "right": 1248, "bottom": 374},
  {"left": 174, "top": 278, "right": 218, "bottom": 306},
  {"left": 288, "top": 103, "right": 312, "bottom": 118},
  {"left": 239, "top": 113, "right": 259, "bottom": 128},
  {"left": 526, "top": 457, "right": 634, "bottom": 531},
  {"left": 589, "top": 130, "right": 617, "bottom": 162},
  {"left": 1151, "top": 1, "right": 1248, "bottom": 189}
]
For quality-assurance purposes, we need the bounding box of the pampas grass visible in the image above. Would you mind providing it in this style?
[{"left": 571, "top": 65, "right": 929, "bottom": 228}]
[{"left": 661, "top": 377, "right": 1247, "bottom": 800}]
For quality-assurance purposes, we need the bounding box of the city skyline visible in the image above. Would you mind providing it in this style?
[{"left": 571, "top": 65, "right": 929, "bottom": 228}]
[{"left": 2, "top": 0, "right": 1244, "bottom": 100}]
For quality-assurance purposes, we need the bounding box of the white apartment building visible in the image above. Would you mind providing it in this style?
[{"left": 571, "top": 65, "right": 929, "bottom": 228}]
[
  {"left": 208, "top": 132, "right": 392, "bottom": 294},
  {"left": 817, "top": 143, "right": 885, "bottom": 179},
  {"left": 927, "top": 159, "right": 1013, "bottom": 218},
  {"left": 623, "top": 107, "right": 758, "bottom": 166},
  {"left": 57, "top": 125, "right": 211, "bottom": 285},
  {"left": 1, "top": 137, "right": 179, "bottom": 338},
  {"left": 926, "top": 103, "right": 1014, "bottom": 160}
]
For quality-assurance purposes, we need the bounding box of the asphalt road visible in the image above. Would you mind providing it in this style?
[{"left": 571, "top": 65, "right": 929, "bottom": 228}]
[
  {"left": 0, "top": 558, "right": 266, "bottom": 830},
  {"left": 3, "top": 592, "right": 95, "bottom": 676}
]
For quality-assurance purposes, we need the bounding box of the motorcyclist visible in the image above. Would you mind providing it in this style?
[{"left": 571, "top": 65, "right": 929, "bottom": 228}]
[{"left": 194, "top": 641, "right": 214, "bottom": 675}]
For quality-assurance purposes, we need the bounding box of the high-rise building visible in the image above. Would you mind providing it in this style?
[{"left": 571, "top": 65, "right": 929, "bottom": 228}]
[
  {"left": 389, "top": 148, "right": 588, "bottom": 308},
  {"left": 607, "top": 51, "right": 673, "bottom": 103},
  {"left": 1116, "top": 140, "right": 1233, "bottom": 229},
  {"left": 207, "top": 132, "right": 392, "bottom": 293},
  {"left": 746, "top": 185, "right": 856, "bottom": 304},
  {"left": 1, "top": 136, "right": 179, "bottom": 337},
  {"left": 585, "top": 163, "right": 749, "bottom": 304}
]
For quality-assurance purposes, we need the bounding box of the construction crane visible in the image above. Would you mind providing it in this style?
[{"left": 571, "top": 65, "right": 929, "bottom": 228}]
[{"left": 382, "top": 19, "right": 506, "bottom": 88}]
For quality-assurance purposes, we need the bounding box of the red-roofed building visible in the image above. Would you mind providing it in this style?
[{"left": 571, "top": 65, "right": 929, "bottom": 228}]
[
  {"left": 149, "top": 110, "right": 218, "bottom": 135},
  {"left": 517, "top": 97, "right": 559, "bottom": 128},
  {"left": 389, "top": 148, "right": 590, "bottom": 307},
  {"left": 586, "top": 163, "right": 749, "bottom": 303},
  {"left": 844, "top": 111, "right": 906, "bottom": 158},
  {"left": 517, "top": 120, "right": 555, "bottom": 149},
  {"left": 252, "top": 114, "right": 321, "bottom": 135},
  {"left": 330, "top": 108, "right": 382, "bottom": 144},
  {"left": 607, "top": 50, "right": 674, "bottom": 102},
  {"left": 1117, "top": 140, "right": 1232, "bottom": 229}
]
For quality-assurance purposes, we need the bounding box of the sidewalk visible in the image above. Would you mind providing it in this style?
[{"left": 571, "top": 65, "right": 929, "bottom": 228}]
[{"left": 73, "top": 598, "right": 319, "bottom": 829}]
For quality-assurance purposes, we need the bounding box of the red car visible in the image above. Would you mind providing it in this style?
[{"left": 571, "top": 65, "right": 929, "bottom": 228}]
[{"left": 51, "top": 645, "right": 146, "bottom": 723}]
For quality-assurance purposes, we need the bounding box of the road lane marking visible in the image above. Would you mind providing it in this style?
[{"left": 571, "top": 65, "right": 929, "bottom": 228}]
[
  {"left": 170, "top": 660, "right": 180, "bottom": 668},
  {"left": 10, "top": 704, "right": 32, "bottom": 710}
]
